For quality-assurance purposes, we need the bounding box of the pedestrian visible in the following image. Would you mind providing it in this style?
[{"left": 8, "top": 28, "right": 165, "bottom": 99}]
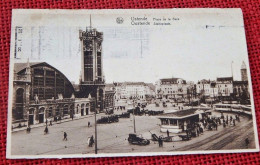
[
  {"left": 161, "top": 137, "right": 164, "bottom": 147},
  {"left": 44, "top": 126, "right": 48, "bottom": 135},
  {"left": 245, "top": 137, "right": 250, "bottom": 148},
  {"left": 89, "top": 135, "right": 94, "bottom": 147},
  {"left": 49, "top": 120, "right": 52, "bottom": 126},
  {"left": 63, "top": 132, "right": 68, "bottom": 141},
  {"left": 72, "top": 114, "right": 74, "bottom": 120},
  {"left": 88, "top": 121, "right": 90, "bottom": 127},
  {"left": 233, "top": 119, "right": 236, "bottom": 126},
  {"left": 45, "top": 119, "right": 48, "bottom": 126},
  {"left": 167, "top": 130, "right": 169, "bottom": 137},
  {"left": 158, "top": 137, "right": 162, "bottom": 147},
  {"left": 26, "top": 126, "right": 31, "bottom": 133}
]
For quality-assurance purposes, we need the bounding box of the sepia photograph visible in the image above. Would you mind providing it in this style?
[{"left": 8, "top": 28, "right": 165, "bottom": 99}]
[{"left": 6, "top": 9, "right": 259, "bottom": 158}]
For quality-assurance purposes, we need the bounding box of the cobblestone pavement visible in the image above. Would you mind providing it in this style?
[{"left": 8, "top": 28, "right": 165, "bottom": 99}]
[{"left": 11, "top": 110, "right": 256, "bottom": 156}]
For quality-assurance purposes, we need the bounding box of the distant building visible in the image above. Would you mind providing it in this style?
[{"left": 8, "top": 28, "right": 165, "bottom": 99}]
[
  {"left": 155, "top": 78, "right": 189, "bottom": 100},
  {"left": 113, "top": 82, "right": 155, "bottom": 100},
  {"left": 233, "top": 61, "right": 250, "bottom": 102},
  {"left": 196, "top": 79, "right": 218, "bottom": 98},
  {"left": 104, "top": 84, "right": 115, "bottom": 110},
  {"left": 195, "top": 61, "right": 250, "bottom": 102},
  {"left": 216, "top": 77, "right": 233, "bottom": 98},
  {"left": 241, "top": 61, "right": 248, "bottom": 81}
]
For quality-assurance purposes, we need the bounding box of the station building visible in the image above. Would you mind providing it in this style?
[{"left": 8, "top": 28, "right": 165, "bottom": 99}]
[
  {"left": 12, "top": 61, "right": 95, "bottom": 127},
  {"left": 11, "top": 26, "right": 112, "bottom": 128}
]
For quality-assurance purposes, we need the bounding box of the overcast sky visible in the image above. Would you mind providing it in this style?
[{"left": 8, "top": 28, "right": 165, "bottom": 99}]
[{"left": 12, "top": 9, "right": 250, "bottom": 84}]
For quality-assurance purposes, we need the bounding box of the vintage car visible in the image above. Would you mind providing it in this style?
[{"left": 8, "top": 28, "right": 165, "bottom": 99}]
[
  {"left": 128, "top": 134, "right": 150, "bottom": 145},
  {"left": 117, "top": 112, "right": 130, "bottom": 118},
  {"left": 97, "top": 115, "right": 119, "bottom": 124}
]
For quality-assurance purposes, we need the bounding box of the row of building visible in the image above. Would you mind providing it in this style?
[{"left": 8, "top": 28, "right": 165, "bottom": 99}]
[{"left": 155, "top": 61, "right": 249, "bottom": 103}]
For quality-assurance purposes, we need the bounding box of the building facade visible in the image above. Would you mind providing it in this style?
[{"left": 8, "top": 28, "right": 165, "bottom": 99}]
[
  {"left": 113, "top": 82, "right": 155, "bottom": 100},
  {"left": 216, "top": 77, "right": 234, "bottom": 97},
  {"left": 104, "top": 84, "right": 116, "bottom": 110},
  {"left": 155, "top": 78, "right": 189, "bottom": 99},
  {"left": 12, "top": 62, "right": 95, "bottom": 127},
  {"left": 196, "top": 80, "right": 218, "bottom": 98}
]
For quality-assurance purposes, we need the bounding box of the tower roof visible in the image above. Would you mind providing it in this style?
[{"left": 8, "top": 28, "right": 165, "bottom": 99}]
[{"left": 241, "top": 61, "right": 247, "bottom": 69}]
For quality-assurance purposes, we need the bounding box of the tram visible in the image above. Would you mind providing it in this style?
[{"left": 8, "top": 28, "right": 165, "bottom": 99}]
[{"left": 214, "top": 104, "right": 252, "bottom": 116}]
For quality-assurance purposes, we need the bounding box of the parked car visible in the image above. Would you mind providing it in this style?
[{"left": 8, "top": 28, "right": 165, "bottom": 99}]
[
  {"left": 117, "top": 112, "right": 130, "bottom": 118},
  {"left": 128, "top": 133, "right": 150, "bottom": 145}
]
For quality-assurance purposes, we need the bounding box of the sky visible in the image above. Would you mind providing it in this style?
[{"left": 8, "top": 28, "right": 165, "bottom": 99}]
[{"left": 12, "top": 9, "right": 250, "bottom": 84}]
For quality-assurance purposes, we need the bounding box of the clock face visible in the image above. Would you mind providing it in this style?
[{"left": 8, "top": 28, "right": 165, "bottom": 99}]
[{"left": 83, "top": 40, "right": 93, "bottom": 51}]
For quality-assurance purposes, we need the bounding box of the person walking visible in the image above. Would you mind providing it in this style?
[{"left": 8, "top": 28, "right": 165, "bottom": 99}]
[
  {"left": 49, "top": 120, "right": 52, "bottom": 126},
  {"left": 26, "top": 126, "right": 31, "bottom": 133},
  {"left": 245, "top": 137, "right": 250, "bottom": 148},
  {"left": 158, "top": 137, "right": 162, "bottom": 147},
  {"left": 44, "top": 126, "right": 48, "bottom": 135},
  {"left": 167, "top": 130, "right": 170, "bottom": 137},
  {"left": 161, "top": 137, "right": 164, "bottom": 147},
  {"left": 88, "top": 121, "right": 90, "bottom": 127},
  {"left": 89, "top": 135, "right": 94, "bottom": 147},
  {"left": 63, "top": 132, "right": 68, "bottom": 141}
]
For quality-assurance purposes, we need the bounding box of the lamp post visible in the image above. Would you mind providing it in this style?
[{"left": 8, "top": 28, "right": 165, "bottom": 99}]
[
  {"left": 133, "top": 89, "right": 137, "bottom": 133},
  {"left": 94, "top": 106, "right": 97, "bottom": 154}
]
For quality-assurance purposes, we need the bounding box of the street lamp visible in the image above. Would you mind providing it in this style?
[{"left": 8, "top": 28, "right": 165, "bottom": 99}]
[{"left": 94, "top": 106, "right": 97, "bottom": 154}]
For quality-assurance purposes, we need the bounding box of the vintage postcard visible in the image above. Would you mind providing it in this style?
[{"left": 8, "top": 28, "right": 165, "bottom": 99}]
[{"left": 7, "top": 9, "right": 259, "bottom": 158}]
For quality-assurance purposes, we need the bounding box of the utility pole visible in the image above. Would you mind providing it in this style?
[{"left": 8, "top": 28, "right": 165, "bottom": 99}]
[
  {"left": 94, "top": 107, "right": 97, "bottom": 154},
  {"left": 133, "top": 89, "right": 137, "bottom": 133}
]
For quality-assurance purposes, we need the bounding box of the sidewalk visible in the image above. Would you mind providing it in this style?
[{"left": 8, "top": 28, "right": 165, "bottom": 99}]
[{"left": 12, "top": 114, "right": 96, "bottom": 133}]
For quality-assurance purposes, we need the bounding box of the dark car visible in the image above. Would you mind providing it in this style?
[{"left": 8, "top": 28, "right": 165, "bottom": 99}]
[
  {"left": 128, "top": 133, "right": 150, "bottom": 145},
  {"left": 117, "top": 112, "right": 130, "bottom": 118}
]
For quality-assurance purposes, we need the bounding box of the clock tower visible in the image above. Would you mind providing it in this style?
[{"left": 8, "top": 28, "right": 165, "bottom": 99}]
[{"left": 79, "top": 25, "right": 105, "bottom": 112}]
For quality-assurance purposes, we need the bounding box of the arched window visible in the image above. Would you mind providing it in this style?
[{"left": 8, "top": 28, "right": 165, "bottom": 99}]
[
  {"left": 56, "top": 106, "right": 60, "bottom": 116},
  {"left": 15, "top": 88, "right": 24, "bottom": 120},
  {"left": 16, "top": 88, "right": 24, "bottom": 103},
  {"left": 63, "top": 105, "right": 69, "bottom": 115}
]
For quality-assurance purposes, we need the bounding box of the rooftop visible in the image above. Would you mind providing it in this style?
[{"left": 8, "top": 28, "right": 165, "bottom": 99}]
[
  {"left": 157, "top": 108, "right": 209, "bottom": 119},
  {"left": 216, "top": 77, "right": 233, "bottom": 82}
]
